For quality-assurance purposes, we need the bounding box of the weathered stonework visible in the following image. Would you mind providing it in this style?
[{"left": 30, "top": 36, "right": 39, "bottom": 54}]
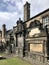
[
  {"left": 0, "top": 1, "right": 49, "bottom": 65},
  {"left": 13, "top": 2, "right": 49, "bottom": 65},
  {"left": 24, "top": 2, "right": 30, "bottom": 21}
]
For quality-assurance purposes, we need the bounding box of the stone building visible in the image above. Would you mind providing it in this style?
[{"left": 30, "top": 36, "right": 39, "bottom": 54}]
[
  {"left": 0, "top": 1, "right": 49, "bottom": 65},
  {"left": 0, "top": 24, "right": 14, "bottom": 51},
  {"left": 13, "top": 1, "right": 49, "bottom": 64}
]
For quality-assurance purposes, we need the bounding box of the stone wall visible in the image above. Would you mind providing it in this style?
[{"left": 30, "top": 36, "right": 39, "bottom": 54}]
[{"left": 23, "top": 51, "right": 48, "bottom": 65}]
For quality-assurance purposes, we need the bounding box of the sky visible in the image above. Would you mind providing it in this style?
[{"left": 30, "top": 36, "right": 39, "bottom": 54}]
[{"left": 0, "top": 0, "right": 49, "bottom": 30}]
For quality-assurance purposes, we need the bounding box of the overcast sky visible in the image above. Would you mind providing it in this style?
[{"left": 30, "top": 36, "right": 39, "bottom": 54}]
[{"left": 0, "top": 0, "right": 49, "bottom": 30}]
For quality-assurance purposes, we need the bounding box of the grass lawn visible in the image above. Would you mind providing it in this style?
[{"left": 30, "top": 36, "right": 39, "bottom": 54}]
[
  {"left": 0, "top": 57, "right": 31, "bottom": 65},
  {"left": 0, "top": 53, "right": 6, "bottom": 56}
]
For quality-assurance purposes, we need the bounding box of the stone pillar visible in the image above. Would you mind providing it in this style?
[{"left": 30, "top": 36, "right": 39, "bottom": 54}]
[
  {"left": 2, "top": 24, "right": 6, "bottom": 43},
  {"left": 18, "top": 47, "right": 24, "bottom": 57},
  {"left": 43, "top": 40, "right": 47, "bottom": 62},
  {"left": 24, "top": 2, "right": 30, "bottom": 21},
  {"left": 14, "top": 33, "right": 16, "bottom": 46},
  {"left": 2, "top": 24, "right": 6, "bottom": 38}
]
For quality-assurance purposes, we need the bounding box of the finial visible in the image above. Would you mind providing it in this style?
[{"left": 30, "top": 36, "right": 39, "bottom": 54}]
[
  {"left": 26, "top": 1, "right": 30, "bottom": 5},
  {"left": 2, "top": 24, "right": 6, "bottom": 26},
  {"left": 19, "top": 18, "right": 21, "bottom": 21}
]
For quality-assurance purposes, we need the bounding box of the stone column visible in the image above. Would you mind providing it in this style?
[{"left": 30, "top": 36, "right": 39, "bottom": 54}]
[
  {"left": 2, "top": 24, "right": 6, "bottom": 38},
  {"left": 43, "top": 40, "right": 47, "bottom": 62},
  {"left": 24, "top": 2, "right": 30, "bottom": 21},
  {"left": 2, "top": 24, "right": 6, "bottom": 43}
]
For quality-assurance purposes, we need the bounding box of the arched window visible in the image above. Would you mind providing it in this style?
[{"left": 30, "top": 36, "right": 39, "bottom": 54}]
[{"left": 29, "top": 20, "right": 41, "bottom": 28}]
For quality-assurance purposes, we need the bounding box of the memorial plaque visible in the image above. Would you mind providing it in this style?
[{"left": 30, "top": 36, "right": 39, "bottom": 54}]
[{"left": 30, "top": 44, "right": 43, "bottom": 52}]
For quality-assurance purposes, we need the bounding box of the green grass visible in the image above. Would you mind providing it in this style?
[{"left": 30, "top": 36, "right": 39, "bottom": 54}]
[
  {"left": 0, "top": 57, "right": 31, "bottom": 65},
  {"left": 0, "top": 52, "right": 6, "bottom": 56}
]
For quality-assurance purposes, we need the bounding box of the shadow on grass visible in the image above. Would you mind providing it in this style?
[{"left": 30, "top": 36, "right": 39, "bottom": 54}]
[{"left": 0, "top": 57, "right": 6, "bottom": 60}]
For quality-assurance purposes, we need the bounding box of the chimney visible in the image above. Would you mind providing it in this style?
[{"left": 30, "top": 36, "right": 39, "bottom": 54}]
[
  {"left": 24, "top": 2, "right": 30, "bottom": 21},
  {"left": 2, "top": 24, "right": 6, "bottom": 38}
]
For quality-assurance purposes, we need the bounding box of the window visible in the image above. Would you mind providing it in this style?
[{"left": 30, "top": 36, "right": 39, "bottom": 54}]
[{"left": 42, "top": 16, "right": 49, "bottom": 28}]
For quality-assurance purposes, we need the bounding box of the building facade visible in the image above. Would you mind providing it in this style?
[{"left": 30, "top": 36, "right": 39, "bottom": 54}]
[
  {"left": 13, "top": 2, "right": 49, "bottom": 64},
  {"left": 0, "top": 1, "right": 49, "bottom": 65},
  {"left": 0, "top": 24, "right": 14, "bottom": 52}
]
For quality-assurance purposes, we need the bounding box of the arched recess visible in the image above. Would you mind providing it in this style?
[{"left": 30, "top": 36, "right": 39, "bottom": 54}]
[{"left": 29, "top": 20, "right": 42, "bottom": 28}]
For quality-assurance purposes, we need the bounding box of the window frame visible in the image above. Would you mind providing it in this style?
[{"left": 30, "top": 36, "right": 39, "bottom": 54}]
[{"left": 42, "top": 15, "right": 49, "bottom": 28}]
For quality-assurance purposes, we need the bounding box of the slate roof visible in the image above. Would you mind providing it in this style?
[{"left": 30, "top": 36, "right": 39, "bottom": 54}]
[
  {"left": 23, "top": 8, "right": 49, "bottom": 23},
  {"left": 6, "top": 29, "right": 14, "bottom": 36}
]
